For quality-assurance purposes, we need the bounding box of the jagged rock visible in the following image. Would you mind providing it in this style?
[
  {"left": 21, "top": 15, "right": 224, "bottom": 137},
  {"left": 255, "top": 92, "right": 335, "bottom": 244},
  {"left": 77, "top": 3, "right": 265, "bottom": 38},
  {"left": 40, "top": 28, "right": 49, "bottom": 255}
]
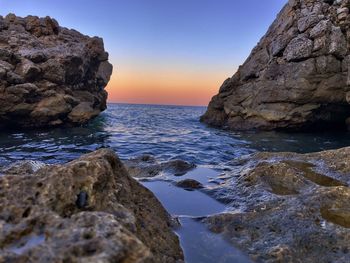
[
  {"left": 202, "top": 0, "right": 350, "bottom": 131},
  {"left": 0, "top": 149, "right": 183, "bottom": 262},
  {"left": 0, "top": 14, "right": 112, "bottom": 129},
  {"left": 203, "top": 146, "right": 350, "bottom": 262}
]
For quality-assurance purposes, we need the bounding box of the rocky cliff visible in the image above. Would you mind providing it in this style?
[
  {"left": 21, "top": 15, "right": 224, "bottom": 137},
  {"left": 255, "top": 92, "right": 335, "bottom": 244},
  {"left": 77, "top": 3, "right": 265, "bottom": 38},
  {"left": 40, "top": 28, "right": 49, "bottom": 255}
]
[
  {"left": 0, "top": 14, "right": 112, "bottom": 128},
  {"left": 0, "top": 149, "right": 183, "bottom": 262},
  {"left": 202, "top": 0, "right": 350, "bottom": 131}
]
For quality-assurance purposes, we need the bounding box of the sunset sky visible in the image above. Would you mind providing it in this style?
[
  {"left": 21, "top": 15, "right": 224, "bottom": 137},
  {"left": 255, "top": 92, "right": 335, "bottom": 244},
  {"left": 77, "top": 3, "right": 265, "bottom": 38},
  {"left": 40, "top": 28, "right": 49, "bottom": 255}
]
[{"left": 1, "top": 0, "right": 287, "bottom": 106}]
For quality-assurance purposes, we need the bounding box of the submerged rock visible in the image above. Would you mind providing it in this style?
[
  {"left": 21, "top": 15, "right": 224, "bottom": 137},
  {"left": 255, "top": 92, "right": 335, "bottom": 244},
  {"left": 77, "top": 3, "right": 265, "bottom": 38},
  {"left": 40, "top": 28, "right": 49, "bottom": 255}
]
[
  {"left": 202, "top": 0, "right": 350, "bottom": 131},
  {"left": 0, "top": 14, "right": 112, "bottom": 128},
  {"left": 0, "top": 149, "right": 183, "bottom": 262},
  {"left": 176, "top": 179, "right": 204, "bottom": 190},
  {"left": 125, "top": 155, "right": 196, "bottom": 178},
  {"left": 203, "top": 146, "right": 350, "bottom": 262}
]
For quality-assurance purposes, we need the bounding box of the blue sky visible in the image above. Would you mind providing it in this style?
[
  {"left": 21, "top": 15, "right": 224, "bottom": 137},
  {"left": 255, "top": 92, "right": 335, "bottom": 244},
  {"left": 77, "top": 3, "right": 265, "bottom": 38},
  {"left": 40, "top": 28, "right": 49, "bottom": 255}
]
[{"left": 0, "top": 0, "right": 287, "bottom": 105}]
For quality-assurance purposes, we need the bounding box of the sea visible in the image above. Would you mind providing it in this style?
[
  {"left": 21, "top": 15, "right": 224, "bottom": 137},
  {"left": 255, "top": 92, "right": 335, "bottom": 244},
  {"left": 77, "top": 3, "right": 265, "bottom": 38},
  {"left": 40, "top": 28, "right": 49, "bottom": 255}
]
[{"left": 1, "top": 103, "right": 350, "bottom": 262}]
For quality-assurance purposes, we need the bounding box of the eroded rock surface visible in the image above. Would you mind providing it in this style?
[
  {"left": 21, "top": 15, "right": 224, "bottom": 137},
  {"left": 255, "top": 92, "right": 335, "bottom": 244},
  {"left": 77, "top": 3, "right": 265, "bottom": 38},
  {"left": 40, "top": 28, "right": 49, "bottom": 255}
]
[
  {"left": 0, "top": 149, "right": 183, "bottom": 262},
  {"left": 203, "top": 146, "right": 350, "bottom": 262},
  {"left": 202, "top": 0, "right": 350, "bottom": 131},
  {"left": 0, "top": 14, "right": 112, "bottom": 128}
]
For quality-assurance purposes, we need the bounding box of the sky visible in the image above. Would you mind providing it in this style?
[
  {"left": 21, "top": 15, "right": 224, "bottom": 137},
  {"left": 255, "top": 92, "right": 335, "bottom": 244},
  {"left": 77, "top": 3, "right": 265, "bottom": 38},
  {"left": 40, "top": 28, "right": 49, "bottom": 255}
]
[{"left": 0, "top": 0, "right": 287, "bottom": 106}]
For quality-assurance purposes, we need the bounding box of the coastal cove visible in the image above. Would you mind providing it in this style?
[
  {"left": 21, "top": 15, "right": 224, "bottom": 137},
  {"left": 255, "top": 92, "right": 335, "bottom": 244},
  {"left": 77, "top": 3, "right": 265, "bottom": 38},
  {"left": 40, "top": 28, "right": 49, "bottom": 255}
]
[
  {"left": 2, "top": 103, "right": 350, "bottom": 262},
  {"left": 3, "top": 0, "right": 350, "bottom": 261}
]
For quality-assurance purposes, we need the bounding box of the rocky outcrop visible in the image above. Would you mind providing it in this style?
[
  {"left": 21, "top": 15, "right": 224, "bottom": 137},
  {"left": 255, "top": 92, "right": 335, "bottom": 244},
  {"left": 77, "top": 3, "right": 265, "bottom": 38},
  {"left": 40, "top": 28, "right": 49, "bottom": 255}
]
[
  {"left": 0, "top": 14, "right": 113, "bottom": 128},
  {"left": 202, "top": 0, "right": 350, "bottom": 131},
  {"left": 204, "top": 146, "right": 350, "bottom": 262},
  {"left": 0, "top": 149, "right": 183, "bottom": 262}
]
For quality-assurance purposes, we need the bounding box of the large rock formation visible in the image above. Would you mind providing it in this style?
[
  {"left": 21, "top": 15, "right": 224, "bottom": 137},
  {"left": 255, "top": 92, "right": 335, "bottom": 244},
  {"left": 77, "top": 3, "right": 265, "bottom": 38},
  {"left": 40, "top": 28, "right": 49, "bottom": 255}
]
[
  {"left": 0, "top": 149, "right": 183, "bottom": 262},
  {"left": 204, "top": 146, "right": 350, "bottom": 262},
  {"left": 0, "top": 14, "right": 113, "bottom": 128},
  {"left": 202, "top": 0, "right": 350, "bottom": 131}
]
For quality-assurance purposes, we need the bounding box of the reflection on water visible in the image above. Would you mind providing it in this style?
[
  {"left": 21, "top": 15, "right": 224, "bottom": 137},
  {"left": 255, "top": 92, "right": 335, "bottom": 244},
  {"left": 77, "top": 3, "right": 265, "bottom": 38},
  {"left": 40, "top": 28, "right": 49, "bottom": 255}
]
[
  {"left": 177, "top": 218, "right": 251, "bottom": 263},
  {"left": 142, "top": 169, "right": 251, "bottom": 263},
  {"left": 142, "top": 180, "right": 225, "bottom": 217}
]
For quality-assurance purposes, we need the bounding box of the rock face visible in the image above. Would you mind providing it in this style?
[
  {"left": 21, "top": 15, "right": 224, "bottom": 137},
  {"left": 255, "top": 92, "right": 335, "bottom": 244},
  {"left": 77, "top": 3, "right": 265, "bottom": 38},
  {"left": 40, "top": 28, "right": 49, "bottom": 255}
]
[
  {"left": 0, "top": 149, "right": 183, "bottom": 262},
  {"left": 0, "top": 14, "right": 113, "bottom": 128},
  {"left": 204, "top": 146, "right": 350, "bottom": 262},
  {"left": 202, "top": 0, "right": 350, "bottom": 131}
]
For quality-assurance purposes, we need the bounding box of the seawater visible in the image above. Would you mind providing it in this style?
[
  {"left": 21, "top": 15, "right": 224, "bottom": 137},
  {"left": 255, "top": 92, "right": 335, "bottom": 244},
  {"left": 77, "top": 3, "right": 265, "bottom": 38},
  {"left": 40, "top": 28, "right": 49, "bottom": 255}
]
[
  {"left": 2, "top": 103, "right": 350, "bottom": 166},
  {"left": 1, "top": 103, "right": 350, "bottom": 262}
]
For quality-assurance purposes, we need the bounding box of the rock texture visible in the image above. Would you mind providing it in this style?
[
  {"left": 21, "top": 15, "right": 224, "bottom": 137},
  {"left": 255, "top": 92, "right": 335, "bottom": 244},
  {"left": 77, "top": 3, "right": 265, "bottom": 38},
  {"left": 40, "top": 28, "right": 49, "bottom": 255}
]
[
  {"left": 202, "top": 0, "right": 350, "bottom": 131},
  {"left": 0, "top": 14, "right": 112, "bottom": 128},
  {"left": 0, "top": 149, "right": 183, "bottom": 262},
  {"left": 204, "top": 146, "right": 350, "bottom": 262}
]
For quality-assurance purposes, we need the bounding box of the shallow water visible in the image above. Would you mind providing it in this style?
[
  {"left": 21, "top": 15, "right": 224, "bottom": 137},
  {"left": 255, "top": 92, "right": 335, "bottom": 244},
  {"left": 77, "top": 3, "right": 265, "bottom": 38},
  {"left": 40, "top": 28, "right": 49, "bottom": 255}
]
[
  {"left": 1, "top": 103, "right": 350, "bottom": 262},
  {"left": 177, "top": 217, "right": 251, "bottom": 263},
  {"left": 142, "top": 179, "right": 225, "bottom": 217}
]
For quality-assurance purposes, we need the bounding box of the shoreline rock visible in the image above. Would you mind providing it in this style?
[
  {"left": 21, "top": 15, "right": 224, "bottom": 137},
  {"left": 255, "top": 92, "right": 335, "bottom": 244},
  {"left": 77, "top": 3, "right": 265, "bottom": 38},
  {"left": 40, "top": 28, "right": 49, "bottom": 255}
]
[
  {"left": 0, "top": 149, "right": 183, "bottom": 262},
  {"left": 0, "top": 14, "right": 112, "bottom": 129},
  {"left": 203, "top": 146, "right": 350, "bottom": 262},
  {"left": 202, "top": 0, "right": 350, "bottom": 131}
]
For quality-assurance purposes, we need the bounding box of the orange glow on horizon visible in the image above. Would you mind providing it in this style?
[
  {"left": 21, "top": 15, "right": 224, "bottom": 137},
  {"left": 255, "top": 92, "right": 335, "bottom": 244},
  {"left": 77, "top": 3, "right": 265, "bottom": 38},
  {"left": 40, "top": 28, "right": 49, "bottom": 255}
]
[{"left": 105, "top": 65, "right": 232, "bottom": 106}]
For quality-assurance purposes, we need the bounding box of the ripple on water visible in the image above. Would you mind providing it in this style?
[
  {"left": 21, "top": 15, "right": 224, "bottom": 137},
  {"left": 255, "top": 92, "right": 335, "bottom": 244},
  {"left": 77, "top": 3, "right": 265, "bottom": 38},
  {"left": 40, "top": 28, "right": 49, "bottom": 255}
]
[{"left": 1, "top": 103, "right": 347, "bottom": 167}]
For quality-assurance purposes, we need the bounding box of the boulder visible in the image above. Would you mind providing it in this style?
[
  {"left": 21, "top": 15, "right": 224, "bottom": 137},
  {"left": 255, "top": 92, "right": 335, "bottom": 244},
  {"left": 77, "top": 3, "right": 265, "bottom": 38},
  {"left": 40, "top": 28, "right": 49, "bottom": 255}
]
[
  {"left": 0, "top": 14, "right": 112, "bottom": 129},
  {"left": 0, "top": 149, "right": 183, "bottom": 262},
  {"left": 202, "top": 0, "right": 350, "bottom": 131}
]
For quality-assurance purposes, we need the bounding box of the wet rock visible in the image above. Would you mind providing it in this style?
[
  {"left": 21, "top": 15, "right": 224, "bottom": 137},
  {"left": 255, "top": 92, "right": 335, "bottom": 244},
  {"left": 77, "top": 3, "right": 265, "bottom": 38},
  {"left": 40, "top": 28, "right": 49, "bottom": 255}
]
[
  {"left": 203, "top": 146, "right": 350, "bottom": 262},
  {"left": 124, "top": 155, "right": 162, "bottom": 178},
  {"left": 175, "top": 179, "right": 203, "bottom": 190},
  {"left": 163, "top": 160, "right": 196, "bottom": 176},
  {"left": 0, "top": 14, "right": 112, "bottom": 129},
  {"left": 125, "top": 155, "right": 196, "bottom": 178},
  {"left": 202, "top": 0, "right": 350, "bottom": 131},
  {"left": 0, "top": 149, "right": 183, "bottom": 262}
]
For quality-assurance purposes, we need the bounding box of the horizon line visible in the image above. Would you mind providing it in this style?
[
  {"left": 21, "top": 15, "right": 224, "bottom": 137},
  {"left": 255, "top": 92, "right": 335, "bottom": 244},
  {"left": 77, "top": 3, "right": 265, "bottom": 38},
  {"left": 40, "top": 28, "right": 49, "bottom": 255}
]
[{"left": 107, "top": 101, "right": 207, "bottom": 108}]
